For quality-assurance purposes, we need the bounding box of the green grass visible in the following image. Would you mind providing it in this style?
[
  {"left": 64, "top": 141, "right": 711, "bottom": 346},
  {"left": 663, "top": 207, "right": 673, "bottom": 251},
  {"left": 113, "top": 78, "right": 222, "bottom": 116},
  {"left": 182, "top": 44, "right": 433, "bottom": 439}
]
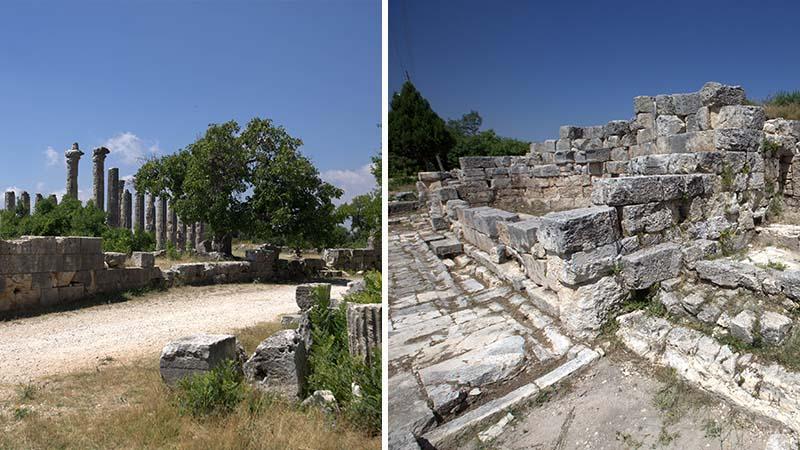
[
  {"left": 175, "top": 360, "right": 245, "bottom": 418},
  {"left": 755, "top": 260, "right": 787, "bottom": 271}
]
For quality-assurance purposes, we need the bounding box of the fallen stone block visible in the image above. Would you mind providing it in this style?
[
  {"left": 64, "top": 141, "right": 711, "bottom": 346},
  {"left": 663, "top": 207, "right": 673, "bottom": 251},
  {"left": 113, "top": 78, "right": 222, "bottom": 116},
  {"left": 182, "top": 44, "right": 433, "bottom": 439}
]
[
  {"left": 347, "top": 303, "right": 381, "bottom": 365},
  {"left": 471, "top": 208, "right": 519, "bottom": 237},
  {"left": 295, "top": 283, "right": 331, "bottom": 311},
  {"left": 244, "top": 329, "right": 301, "bottom": 398},
  {"left": 301, "top": 389, "right": 339, "bottom": 413},
  {"left": 159, "top": 334, "right": 242, "bottom": 386},
  {"left": 730, "top": 310, "right": 757, "bottom": 344},
  {"left": 761, "top": 311, "right": 793, "bottom": 346}
]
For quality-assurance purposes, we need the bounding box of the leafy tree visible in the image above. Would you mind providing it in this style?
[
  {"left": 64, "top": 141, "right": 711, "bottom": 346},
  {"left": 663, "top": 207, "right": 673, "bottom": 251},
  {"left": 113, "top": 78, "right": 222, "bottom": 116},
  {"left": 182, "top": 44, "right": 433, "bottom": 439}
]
[
  {"left": 446, "top": 111, "right": 530, "bottom": 167},
  {"left": 135, "top": 117, "right": 343, "bottom": 255},
  {"left": 388, "top": 81, "right": 454, "bottom": 177},
  {"left": 335, "top": 150, "right": 381, "bottom": 248}
]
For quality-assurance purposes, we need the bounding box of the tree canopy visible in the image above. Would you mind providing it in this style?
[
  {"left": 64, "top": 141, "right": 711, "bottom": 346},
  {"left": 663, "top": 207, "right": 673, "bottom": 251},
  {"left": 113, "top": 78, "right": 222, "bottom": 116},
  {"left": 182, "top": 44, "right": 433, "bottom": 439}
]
[
  {"left": 445, "top": 111, "right": 530, "bottom": 167},
  {"left": 388, "top": 81, "right": 530, "bottom": 177},
  {"left": 388, "top": 81, "right": 453, "bottom": 177},
  {"left": 335, "top": 151, "right": 381, "bottom": 247},
  {"left": 134, "top": 118, "right": 343, "bottom": 254}
]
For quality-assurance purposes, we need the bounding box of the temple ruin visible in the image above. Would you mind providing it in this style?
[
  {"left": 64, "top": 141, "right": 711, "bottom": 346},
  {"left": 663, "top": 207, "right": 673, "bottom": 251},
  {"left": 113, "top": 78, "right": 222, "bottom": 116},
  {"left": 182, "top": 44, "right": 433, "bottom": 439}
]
[{"left": 390, "top": 81, "right": 800, "bottom": 448}]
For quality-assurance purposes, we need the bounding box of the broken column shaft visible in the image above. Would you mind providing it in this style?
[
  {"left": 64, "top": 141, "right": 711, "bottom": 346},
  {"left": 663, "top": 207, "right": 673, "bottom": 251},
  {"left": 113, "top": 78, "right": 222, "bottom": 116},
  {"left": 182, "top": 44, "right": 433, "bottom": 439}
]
[
  {"left": 92, "top": 147, "right": 110, "bottom": 210},
  {"left": 64, "top": 143, "right": 84, "bottom": 199},
  {"left": 107, "top": 168, "right": 120, "bottom": 227}
]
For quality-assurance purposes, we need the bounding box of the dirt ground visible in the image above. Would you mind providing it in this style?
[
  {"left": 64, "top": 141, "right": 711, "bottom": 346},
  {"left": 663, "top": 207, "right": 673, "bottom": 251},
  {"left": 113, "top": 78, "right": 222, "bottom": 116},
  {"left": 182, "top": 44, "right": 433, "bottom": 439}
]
[
  {"left": 482, "top": 354, "right": 788, "bottom": 450},
  {"left": 0, "top": 282, "right": 348, "bottom": 397}
]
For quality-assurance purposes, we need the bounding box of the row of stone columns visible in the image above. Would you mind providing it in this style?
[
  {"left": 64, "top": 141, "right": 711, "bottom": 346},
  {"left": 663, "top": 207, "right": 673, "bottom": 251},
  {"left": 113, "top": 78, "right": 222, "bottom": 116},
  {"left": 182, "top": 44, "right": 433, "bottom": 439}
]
[
  {"left": 4, "top": 142, "right": 207, "bottom": 252},
  {"left": 3, "top": 190, "right": 53, "bottom": 215}
]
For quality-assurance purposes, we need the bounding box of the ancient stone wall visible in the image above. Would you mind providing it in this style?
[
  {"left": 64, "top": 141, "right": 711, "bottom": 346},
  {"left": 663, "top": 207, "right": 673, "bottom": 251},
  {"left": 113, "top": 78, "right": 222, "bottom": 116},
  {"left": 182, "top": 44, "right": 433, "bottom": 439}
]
[
  {"left": 0, "top": 236, "right": 286, "bottom": 317},
  {"left": 417, "top": 81, "right": 799, "bottom": 339}
]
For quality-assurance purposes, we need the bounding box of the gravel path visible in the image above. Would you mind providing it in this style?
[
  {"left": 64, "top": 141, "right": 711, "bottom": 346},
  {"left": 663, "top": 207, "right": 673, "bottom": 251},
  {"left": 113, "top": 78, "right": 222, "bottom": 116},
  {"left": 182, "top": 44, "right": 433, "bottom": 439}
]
[{"left": 0, "top": 282, "right": 347, "bottom": 388}]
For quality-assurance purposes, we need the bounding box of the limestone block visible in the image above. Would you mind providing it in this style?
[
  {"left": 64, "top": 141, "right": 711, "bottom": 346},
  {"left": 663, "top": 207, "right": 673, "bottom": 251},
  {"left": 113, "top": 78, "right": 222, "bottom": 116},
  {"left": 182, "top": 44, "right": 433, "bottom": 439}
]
[
  {"left": 634, "top": 96, "right": 655, "bottom": 113},
  {"left": 430, "top": 238, "right": 463, "bottom": 258},
  {"left": 159, "top": 334, "right": 242, "bottom": 386},
  {"left": 620, "top": 243, "right": 682, "bottom": 290},
  {"left": 104, "top": 252, "right": 127, "bottom": 269},
  {"left": 655, "top": 95, "right": 675, "bottom": 115},
  {"left": 532, "top": 164, "right": 560, "bottom": 177},
  {"left": 431, "top": 186, "right": 459, "bottom": 202},
  {"left": 714, "top": 105, "right": 766, "bottom": 130},
  {"left": 460, "top": 157, "right": 496, "bottom": 169},
  {"left": 694, "top": 260, "right": 761, "bottom": 291},
  {"left": 554, "top": 151, "right": 575, "bottom": 164},
  {"left": 131, "top": 252, "right": 155, "bottom": 268},
  {"left": 557, "top": 276, "right": 625, "bottom": 337},
  {"left": 445, "top": 199, "right": 469, "bottom": 220},
  {"left": 471, "top": 208, "right": 519, "bottom": 237},
  {"left": 536, "top": 206, "right": 620, "bottom": 255},
  {"left": 682, "top": 239, "right": 719, "bottom": 269},
  {"left": 531, "top": 140, "right": 556, "bottom": 153},
  {"left": 656, "top": 115, "right": 686, "bottom": 136},
  {"left": 729, "top": 310, "right": 757, "bottom": 344},
  {"left": 559, "top": 126, "right": 582, "bottom": 140},
  {"left": 672, "top": 92, "right": 703, "bottom": 115},
  {"left": 603, "top": 120, "right": 630, "bottom": 137},
  {"left": 582, "top": 126, "right": 604, "bottom": 139},
  {"left": 575, "top": 148, "right": 611, "bottom": 163},
  {"left": 700, "top": 81, "right": 746, "bottom": 107},
  {"left": 456, "top": 206, "right": 493, "bottom": 226},
  {"left": 763, "top": 119, "right": 800, "bottom": 139},
  {"left": 244, "top": 329, "right": 301, "bottom": 398},
  {"left": 295, "top": 283, "right": 331, "bottom": 311},
  {"left": 497, "top": 218, "right": 540, "bottom": 253},
  {"left": 559, "top": 242, "right": 618, "bottom": 285},
  {"left": 418, "top": 171, "right": 442, "bottom": 183},
  {"left": 760, "top": 311, "right": 793, "bottom": 346},
  {"left": 621, "top": 202, "right": 677, "bottom": 235}
]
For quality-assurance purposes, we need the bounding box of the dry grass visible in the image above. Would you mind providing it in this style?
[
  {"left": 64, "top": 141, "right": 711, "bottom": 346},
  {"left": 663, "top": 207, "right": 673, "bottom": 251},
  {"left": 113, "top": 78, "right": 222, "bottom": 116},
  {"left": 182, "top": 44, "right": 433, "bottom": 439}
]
[
  {"left": 0, "top": 321, "right": 380, "bottom": 450},
  {"left": 765, "top": 103, "right": 800, "bottom": 120}
]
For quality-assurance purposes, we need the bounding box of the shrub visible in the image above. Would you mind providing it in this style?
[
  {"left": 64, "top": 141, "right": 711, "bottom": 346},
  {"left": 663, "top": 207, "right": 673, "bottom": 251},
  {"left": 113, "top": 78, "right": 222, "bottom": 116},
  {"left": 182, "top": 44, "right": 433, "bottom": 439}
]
[
  {"left": 102, "top": 227, "right": 156, "bottom": 253},
  {"left": 306, "top": 282, "right": 382, "bottom": 435},
  {"left": 346, "top": 271, "right": 382, "bottom": 305},
  {"left": 174, "top": 359, "right": 245, "bottom": 417}
]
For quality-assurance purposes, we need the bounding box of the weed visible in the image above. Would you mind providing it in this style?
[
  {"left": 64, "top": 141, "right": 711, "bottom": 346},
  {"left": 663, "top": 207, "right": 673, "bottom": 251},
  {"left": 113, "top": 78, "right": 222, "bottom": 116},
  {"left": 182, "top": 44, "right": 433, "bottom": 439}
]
[
  {"left": 769, "top": 196, "right": 784, "bottom": 218},
  {"left": 657, "top": 427, "right": 679, "bottom": 446},
  {"left": 702, "top": 418, "right": 722, "bottom": 438},
  {"left": 755, "top": 260, "right": 787, "bottom": 271},
  {"left": 13, "top": 407, "right": 32, "bottom": 420},
  {"left": 615, "top": 431, "right": 643, "bottom": 449},
  {"left": 718, "top": 228, "right": 736, "bottom": 256},
  {"left": 174, "top": 359, "right": 245, "bottom": 417},
  {"left": 16, "top": 382, "right": 38, "bottom": 401},
  {"left": 533, "top": 387, "right": 555, "bottom": 407},
  {"left": 762, "top": 139, "right": 783, "bottom": 158},
  {"left": 720, "top": 163, "right": 734, "bottom": 191}
]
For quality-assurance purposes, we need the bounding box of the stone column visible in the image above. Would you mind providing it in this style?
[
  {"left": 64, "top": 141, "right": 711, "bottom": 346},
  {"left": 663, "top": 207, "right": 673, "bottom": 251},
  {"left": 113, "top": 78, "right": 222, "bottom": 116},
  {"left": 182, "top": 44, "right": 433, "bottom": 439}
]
[
  {"left": 19, "top": 191, "right": 30, "bottom": 216},
  {"left": 121, "top": 190, "right": 132, "bottom": 230},
  {"left": 34, "top": 193, "right": 43, "bottom": 212},
  {"left": 346, "top": 303, "right": 382, "bottom": 366},
  {"left": 145, "top": 193, "right": 156, "bottom": 233},
  {"left": 107, "top": 168, "right": 120, "bottom": 227},
  {"left": 48, "top": 194, "right": 58, "bottom": 205},
  {"left": 177, "top": 217, "right": 186, "bottom": 251},
  {"left": 156, "top": 197, "right": 167, "bottom": 250},
  {"left": 134, "top": 192, "right": 144, "bottom": 231},
  {"left": 4, "top": 191, "right": 15, "bottom": 212},
  {"left": 167, "top": 203, "right": 177, "bottom": 247},
  {"left": 92, "top": 147, "right": 110, "bottom": 210},
  {"left": 196, "top": 222, "right": 205, "bottom": 250},
  {"left": 64, "top": 143, "right": 84, "bottom": 199},
  {"left": 188, "top": 223, "right": 196, "bottom": 251},
  {"left": 117, "top": 180, "right": 125, "bottom": 223}
]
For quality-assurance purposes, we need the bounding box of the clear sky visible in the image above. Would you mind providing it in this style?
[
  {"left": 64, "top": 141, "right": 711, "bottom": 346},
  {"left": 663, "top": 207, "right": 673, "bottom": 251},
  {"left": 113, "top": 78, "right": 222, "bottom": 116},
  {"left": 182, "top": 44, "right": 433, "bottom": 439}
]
[
  {"left": 0, "top": 0, "right": 380, "bottom": 207},
  {"left": 390, "top": 0, "right": 800, "bottom": 143}
]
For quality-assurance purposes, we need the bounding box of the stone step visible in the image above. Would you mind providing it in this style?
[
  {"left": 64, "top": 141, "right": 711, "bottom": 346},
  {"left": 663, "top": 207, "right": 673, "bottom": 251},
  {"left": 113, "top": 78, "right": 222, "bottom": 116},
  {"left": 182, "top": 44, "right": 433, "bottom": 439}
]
[{"left": 418, "top": 347, "right": 600, "bottom": 449}]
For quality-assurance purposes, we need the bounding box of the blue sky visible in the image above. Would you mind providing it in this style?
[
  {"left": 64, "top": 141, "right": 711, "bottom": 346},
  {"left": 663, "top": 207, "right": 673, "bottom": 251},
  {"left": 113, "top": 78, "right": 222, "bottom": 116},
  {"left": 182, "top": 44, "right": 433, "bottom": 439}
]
[
  {"left": 390, "top": 0, "right": 800, "bottom": 143},
  {"left": 0, "top": 0, "right": 380, "bottom": 207}
]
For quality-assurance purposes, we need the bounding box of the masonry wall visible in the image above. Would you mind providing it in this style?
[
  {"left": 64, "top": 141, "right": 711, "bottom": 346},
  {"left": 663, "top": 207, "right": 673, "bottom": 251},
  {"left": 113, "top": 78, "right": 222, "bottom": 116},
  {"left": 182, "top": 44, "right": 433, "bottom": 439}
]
[
  {"left": 323, "top": 246, "right": 381, "bottom": 272},
  {"left": 417, "top": 81, "right": 800, "bottom": 339},
  {"left": 0, "top": 236, "right": 285, "bottom": 317}
]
